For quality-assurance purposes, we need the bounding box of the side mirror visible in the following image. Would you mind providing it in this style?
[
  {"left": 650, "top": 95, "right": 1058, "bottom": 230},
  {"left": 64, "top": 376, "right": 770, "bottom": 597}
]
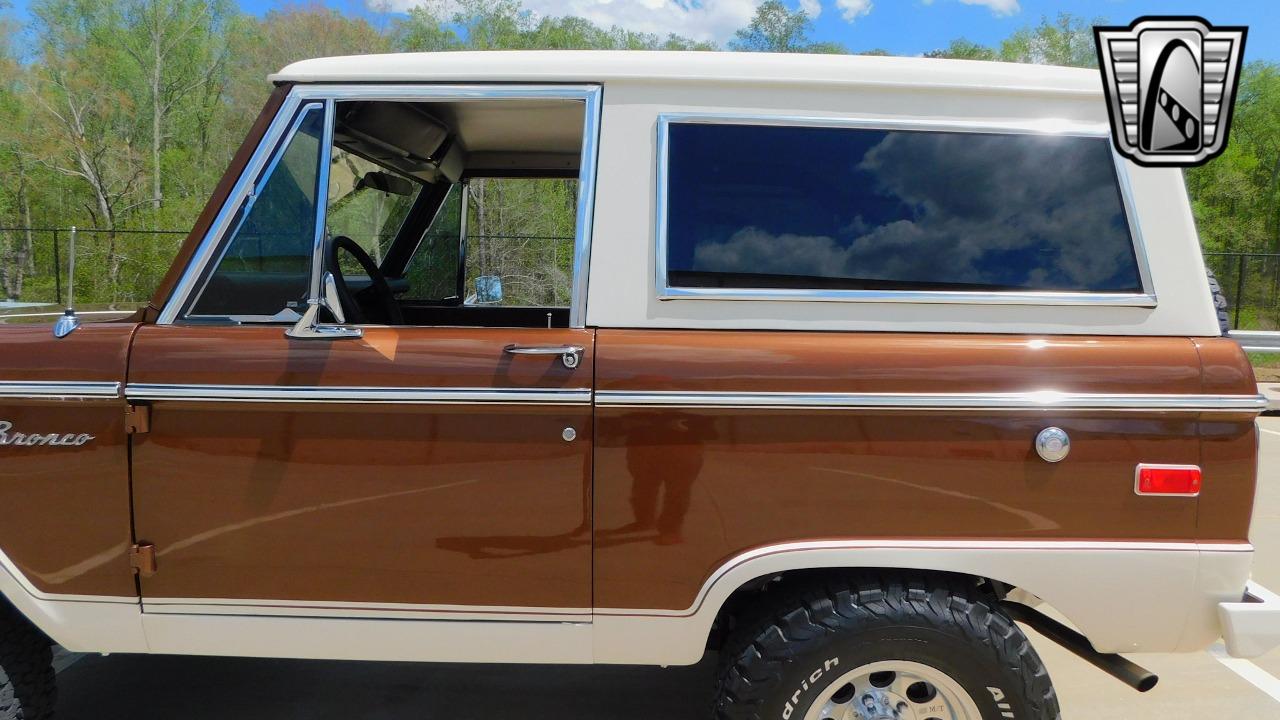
[
  {"left": 285, "top": 272, "right": 363, "bottom": 340},
  {"left": 473, "top": 275, "right": 503, "bottom": 305}
]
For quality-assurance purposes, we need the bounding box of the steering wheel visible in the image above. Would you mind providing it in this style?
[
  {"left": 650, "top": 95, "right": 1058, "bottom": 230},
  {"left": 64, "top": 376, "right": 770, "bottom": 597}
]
[{"left": 327, "top": 235, "right": 403, "bottom": 326}]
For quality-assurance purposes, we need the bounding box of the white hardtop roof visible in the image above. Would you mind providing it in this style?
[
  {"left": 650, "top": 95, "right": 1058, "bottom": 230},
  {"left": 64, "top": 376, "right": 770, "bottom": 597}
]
[{"left": 272, "top": 51, "right": 1102, "bottom": 97}]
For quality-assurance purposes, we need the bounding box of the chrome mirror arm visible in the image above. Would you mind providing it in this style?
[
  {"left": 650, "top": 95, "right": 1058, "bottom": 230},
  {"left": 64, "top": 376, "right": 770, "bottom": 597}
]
[
  {"left": 322, "top": 271, "right": 346, "bottom": 325},
  {"left": 285, "top": 272, "right": 362, "bottom": 340}
]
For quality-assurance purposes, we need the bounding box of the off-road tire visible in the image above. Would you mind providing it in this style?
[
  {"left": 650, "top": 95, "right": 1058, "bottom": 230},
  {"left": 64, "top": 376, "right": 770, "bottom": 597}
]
[
  {"left": 0, "top": 603, "right": 55, "bottom": 720},
  {"left": 1207, "top": 267, "right": 1231, "bottom": 335},
  {"left": 715, "top": 573, "right": 1060, "bottom": 720}
]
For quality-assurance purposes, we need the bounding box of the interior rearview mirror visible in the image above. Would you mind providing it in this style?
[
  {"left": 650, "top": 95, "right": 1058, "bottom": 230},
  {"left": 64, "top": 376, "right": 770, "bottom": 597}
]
[{"left": 356, "top": 171, "right": 415, "bottom": 196}]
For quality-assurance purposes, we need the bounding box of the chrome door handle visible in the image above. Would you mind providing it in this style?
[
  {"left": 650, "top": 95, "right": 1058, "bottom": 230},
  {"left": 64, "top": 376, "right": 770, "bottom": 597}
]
[{"left": 504, "top": 344, "right": 584, "bottom": 369}]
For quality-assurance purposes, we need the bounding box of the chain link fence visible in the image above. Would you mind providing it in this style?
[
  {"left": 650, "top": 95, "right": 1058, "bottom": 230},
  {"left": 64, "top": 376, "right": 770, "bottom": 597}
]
[
  {"left": 0, "top": 227, "right": 576, "bottom": 311},
  {"left": 2, "top": 229, "right": 1270, "bottom": 329},
  {"left": 0, "top": 227, "right": 187, "bottom": 309}
]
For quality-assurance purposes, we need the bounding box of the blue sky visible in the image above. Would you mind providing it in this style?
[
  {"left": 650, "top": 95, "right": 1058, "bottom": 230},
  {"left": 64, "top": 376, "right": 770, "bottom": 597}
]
[{"left": 7, "top": 0, "right": 1277, "bottom": 62}]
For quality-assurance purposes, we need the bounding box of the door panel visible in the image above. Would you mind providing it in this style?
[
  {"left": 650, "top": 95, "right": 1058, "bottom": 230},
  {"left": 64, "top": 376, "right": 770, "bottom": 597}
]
[
  {"left": 0, "top": 324, "right": 137, "bottom": 598},
  {"left": 129, "top": 325, "right": 592, "bottom": 612},
  {"left": 592, "top": 330, "right": 1245, "bottom": 612}
]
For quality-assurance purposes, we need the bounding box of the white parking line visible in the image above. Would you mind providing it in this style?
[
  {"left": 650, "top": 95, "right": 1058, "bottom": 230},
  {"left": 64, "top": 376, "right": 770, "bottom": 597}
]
[
  {"left": 1209, "top": 643, "right": 1280, "bottom": 704},
  {"left": 1259, "top": 428, "right": 1280, "bottom": 438}
]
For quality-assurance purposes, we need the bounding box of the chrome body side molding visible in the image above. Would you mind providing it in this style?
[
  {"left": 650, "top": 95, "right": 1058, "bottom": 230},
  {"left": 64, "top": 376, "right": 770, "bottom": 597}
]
[
  {"left": 121, "top": 386, "right": 1267, "bottom": 412},
  {"left": 125, "top": 384, "right": 591, "bottom": 405},
  {"left": 595, "top": 390, "right": 1268, "bottom": 413},
  {"left": 142, "top": 597, "right": 591, "bottom": 623},
  {"left": 0, "top": 381, "right": 122, "bottom": 400}
]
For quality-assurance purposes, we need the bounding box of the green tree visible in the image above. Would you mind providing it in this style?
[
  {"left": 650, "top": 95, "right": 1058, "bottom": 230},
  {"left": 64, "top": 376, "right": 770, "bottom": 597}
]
[
  {"left": 1188, "top": 62, "right": 1280, "bottom": 254},
  {"left": 729, "top": 0, "right": 846, "bottom": 54},
  {"left": 28, "top": 0, "right": 149, "bottom": 298},
  {"left": 0, "top": 7, "right": 37, "bottom": 300},
  {"left": 999, "top": 12, "right": 1100, "bottom": 68},
  {"left": 394, "top": 5, "right": 463, "bottom": 52},
  {"left": 113, "top": 0, "right": 231, "bottom": 213},
  {"left": 397, "top": 0, "right": 712, "bottom": 52},
  {"left": 925, "top": 38, "right": 997, "bottom": 61}
]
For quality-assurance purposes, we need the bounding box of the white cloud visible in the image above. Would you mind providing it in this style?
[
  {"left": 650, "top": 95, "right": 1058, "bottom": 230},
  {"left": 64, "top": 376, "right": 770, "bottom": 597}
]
[
  {"left": 379, "top": 0, "right": 766, "bottom": 43},
  {"left": 799, "top": 0, "right": 823, "bottom": 19},
  {"left": 957, "top": 0, "right": 1020, "bottom": 16},
  {"left": 835, "top": 0, "right": 873, "bottom": 22}
]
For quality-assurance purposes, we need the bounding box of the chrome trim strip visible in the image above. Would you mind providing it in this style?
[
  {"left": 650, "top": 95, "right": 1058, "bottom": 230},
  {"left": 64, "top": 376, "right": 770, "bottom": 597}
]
[
  {"left": 570, "top": 86, "right": 602, "bottom": 329},
  {"left": 653, "top": 112, "right": 1158, "bottom": 308},
  {"left": 594, "top": 539, "right": 1255, "bottom": 618},
  {"left": 305, "top": 99, "right": 337, "bottom": 305},
  {"left": 142, "top": 597, "right": 591, "bottom": 622},
  {"left": 161, "top": 84, "right": 602, "bottom": 329},
  {"left": 595, "top": 390, "right": 1268, "bottom": 413},
  {"left": 1112, "top": 146, "right": 1156, "bottom": 301},
  {"left": 656, "top": 287, "right": 1158, "bottom": 306},
  {"left": 126, "top": 384, "right": 591, "bottom": 405},
  {"left": 0, "top": 381, "right": 121, "bottom": 399}
]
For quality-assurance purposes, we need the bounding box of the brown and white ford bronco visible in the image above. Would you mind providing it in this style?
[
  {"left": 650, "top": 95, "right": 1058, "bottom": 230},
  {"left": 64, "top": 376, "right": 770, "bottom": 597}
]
[{"left": 0, "top": 50, "right": 1276, "bottom": 720}]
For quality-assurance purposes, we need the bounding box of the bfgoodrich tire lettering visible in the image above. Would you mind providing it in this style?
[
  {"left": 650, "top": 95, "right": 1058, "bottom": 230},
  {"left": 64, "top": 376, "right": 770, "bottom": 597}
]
[{"left": 714, "top": 573, "right": 1060, "bottom": 720}]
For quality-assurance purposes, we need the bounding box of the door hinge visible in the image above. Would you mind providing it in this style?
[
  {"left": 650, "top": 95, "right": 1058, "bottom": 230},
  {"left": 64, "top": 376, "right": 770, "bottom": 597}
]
[
  {"left": 125, "top": 403, "right": 150, "bottom": 435},
  {"left": 129, "top": 543, "right": 157, "bottom": 577}
]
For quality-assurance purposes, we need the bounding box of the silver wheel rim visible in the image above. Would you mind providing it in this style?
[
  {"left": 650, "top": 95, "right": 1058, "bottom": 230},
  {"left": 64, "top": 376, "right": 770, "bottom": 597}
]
[{"left": 802, "top": 660, "right": 983, "bottom": 720}]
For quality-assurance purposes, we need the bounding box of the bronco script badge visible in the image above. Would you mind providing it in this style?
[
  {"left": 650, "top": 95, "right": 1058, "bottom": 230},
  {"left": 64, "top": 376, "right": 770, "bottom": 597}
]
[
  {"left": 0, "top": 420, "right": 94, "bottom": 447},
  {"left": 1095, "top": 17, "right": 1247, "bottom": 167}
]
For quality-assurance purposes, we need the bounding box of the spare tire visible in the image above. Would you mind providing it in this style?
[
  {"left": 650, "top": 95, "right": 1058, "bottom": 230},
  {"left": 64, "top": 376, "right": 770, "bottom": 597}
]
[{"left": 1207, "top": 267, "right": 1231, "bottom": 336}]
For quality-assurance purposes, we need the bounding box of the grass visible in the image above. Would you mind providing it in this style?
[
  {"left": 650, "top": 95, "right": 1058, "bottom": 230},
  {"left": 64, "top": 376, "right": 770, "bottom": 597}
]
[{"left": 1249, "top": 352, "right": 1280, "bottom": 382}]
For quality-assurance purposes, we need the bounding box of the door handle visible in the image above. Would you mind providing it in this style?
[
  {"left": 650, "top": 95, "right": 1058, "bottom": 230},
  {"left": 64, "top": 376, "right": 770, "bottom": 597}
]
[{"left": 504, "top": 344, "right": 584, "bottom": 369}]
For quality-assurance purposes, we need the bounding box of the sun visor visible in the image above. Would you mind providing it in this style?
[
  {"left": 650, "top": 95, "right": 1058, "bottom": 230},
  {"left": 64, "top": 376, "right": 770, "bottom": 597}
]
[{"left": 335, "top": 102, "right": 452, "bottom": 175}]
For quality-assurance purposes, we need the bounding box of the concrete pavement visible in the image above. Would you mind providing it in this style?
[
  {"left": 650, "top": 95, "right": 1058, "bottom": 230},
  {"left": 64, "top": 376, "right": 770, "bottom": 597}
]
[{"left": 50, "top": 417, "right": 1280, "bottom": 719}]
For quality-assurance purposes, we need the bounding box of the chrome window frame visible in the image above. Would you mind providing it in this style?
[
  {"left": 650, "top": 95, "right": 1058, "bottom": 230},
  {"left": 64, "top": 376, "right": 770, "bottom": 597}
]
[
  {"left": 160, "top": 84, "right": 603, "bottom": 328},
  {"left": 165, "top": 97, "right": 316, "bottom": 322},
  {"left": 654, "top": 113, "right": 1158, "bottom": 307}
]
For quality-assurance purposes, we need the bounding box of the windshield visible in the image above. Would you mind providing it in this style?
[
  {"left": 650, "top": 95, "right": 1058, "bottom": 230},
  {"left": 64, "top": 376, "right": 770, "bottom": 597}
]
[{"left": 326, "top": 147, "right": 423, "bottom": 268}]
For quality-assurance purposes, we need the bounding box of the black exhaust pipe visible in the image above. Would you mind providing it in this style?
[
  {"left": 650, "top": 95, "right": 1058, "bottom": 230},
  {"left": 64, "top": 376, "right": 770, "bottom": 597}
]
[{"left": 1000, "top": 601, "right": 1159, "bottom": 693}]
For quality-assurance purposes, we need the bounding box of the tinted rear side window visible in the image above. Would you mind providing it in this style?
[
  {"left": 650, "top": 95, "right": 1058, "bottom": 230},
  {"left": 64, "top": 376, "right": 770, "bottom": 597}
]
[{"left": 663, "top": 122, "right": 1143, "bottom": 295}]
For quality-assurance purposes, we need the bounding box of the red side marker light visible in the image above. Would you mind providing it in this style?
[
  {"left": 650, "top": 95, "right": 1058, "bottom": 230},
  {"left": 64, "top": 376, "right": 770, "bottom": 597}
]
[{"left": 1135, "top": 464, "right": 1202, "bottom": 496}]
